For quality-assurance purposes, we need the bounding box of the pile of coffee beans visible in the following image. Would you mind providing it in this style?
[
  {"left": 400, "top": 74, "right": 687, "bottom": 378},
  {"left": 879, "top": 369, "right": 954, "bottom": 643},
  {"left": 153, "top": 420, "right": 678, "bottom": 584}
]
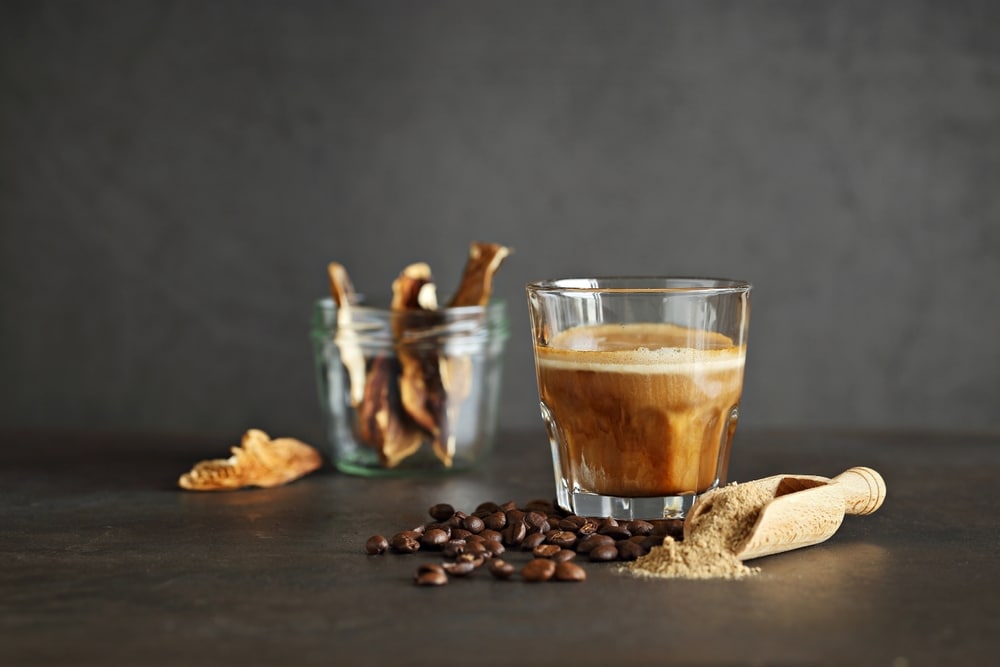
[{"left": 364, "top": 498, "right": 684, "bottom": 586}]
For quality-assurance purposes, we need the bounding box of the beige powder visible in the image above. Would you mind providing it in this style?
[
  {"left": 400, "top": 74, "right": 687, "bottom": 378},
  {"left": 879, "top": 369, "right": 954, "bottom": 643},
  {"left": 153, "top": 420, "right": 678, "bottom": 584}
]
[{"left": 627, "top": 482, "right": 774, "bottom": 580}]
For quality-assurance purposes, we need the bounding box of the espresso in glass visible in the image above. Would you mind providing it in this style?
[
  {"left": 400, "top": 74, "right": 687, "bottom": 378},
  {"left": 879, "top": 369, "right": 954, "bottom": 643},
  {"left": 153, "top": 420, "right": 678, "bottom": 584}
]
[{"left": 527, "top": 278, "right": 751, "bottom": 520}]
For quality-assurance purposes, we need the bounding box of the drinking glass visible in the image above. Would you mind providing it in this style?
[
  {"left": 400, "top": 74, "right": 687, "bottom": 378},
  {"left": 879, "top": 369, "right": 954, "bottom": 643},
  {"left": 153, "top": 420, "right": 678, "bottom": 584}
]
[{"left": 526, "top": 277, "right": 751, "bottom": 519}]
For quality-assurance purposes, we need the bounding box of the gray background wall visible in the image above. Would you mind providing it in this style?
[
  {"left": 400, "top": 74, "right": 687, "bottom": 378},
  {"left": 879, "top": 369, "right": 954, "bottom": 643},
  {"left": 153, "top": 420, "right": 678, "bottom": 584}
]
[{"left": 2, "top": 1, "right": 998, "bottom": 443}]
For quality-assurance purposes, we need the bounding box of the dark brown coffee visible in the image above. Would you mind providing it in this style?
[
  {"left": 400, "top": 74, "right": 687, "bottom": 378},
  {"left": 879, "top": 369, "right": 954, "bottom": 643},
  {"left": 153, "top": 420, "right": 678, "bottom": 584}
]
[{"left": 536, "top": 323, "right": 745, "bottom": 497}]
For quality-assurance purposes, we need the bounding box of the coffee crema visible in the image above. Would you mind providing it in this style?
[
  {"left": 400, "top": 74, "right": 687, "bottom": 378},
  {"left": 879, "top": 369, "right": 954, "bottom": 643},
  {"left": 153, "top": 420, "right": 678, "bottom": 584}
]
[{"left": 535, "top": 323, "right": 745, "bottom": 498}]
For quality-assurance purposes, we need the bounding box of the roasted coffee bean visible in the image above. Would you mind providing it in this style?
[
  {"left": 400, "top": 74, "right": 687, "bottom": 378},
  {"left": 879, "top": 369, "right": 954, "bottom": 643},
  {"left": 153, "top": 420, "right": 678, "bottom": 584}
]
[
  {"left": 428, "top": 504, "right": 455, "bottom": 522},
  {"left": 480, "top": 529, "right": 503, "bottom": 543},
  {"left": 441, "top": 539, "right": 467, "bottom": 558},
  {"left": 650, "top": 519, "right": 685, "bottom": 539},
  {"left": 524, "top": 511, "right": 548, "bottom": 531},
  {"left": 533, "top": 544, "right": 562, "bottom": 558},
  {"left": 499, "top": 500, "right": 518, "bottom": 512},
  {"left": 558, "top": 515, "right": 587, "bottom": 531},
  {"left": 551, "top": 548, "right": 577, "bottom": 563},
  {"left": 464, "top": 533, "right": 486, "bottom": 544},
  {"left": 555, "top": 561, "right": 587, "bottom": 582},
  {"left": 521, "top": 532, "right": 547, "bottom": 551},
  {"left": 547, "top": 531, "right": 578, "bottom": 549},
  {"left": 420, "top": 528, "right": 450, "bottom": 549},
  {"left": 414, "top": 563, "right": 447, "bottom": 586},
  {"left": 423, "top": 522, "right": 451, "bottom": 535},
  {"left": 488, "top": 559, "right": 516, "bottom": 579},
  {"left": 475, "top": 501, "right": 501, "bottom": 515},
  {"left": 482, "top": 540, "right": 505, "bottom": 557},
  {"left": 577, "top": 520, "right": 599, "bottom": 536},
  {"left": 616, "top": 539, "right": 647, "bottom": 561},
  {"left": 463, "top": 515, "right": 485, "bottom": 534},
  {"left": 463, "top": 541, "right": 490, "bottom": 557},
  {"left": 442, "top": 560, "right": 476, "bottom": 577},
  {"left": 502, "top": 520, "right": 527, "bottom": 547},
  {"left": 589, "top": 543, "right": 619, "bottom": 562},
  {"left": 451, "top": 528, "right": 473, "bottom": 541},
  {"left": 365, "top": 535, "right": 388, "bottom": 555},
  {"left": 483, "top": 511, "right": 507, "bottom": 531},
  {"left": 390, "top": 532, "right": 422, "bottom": 554},
  {"left": 576, "top": 534, "right": 614, "bottom": 554},
  {"left": 457, "top": 553, "right": 485, "bottom": 568},
  {"left": 627, "top": 520, "right": 655, "bottom": 536},
  {"left": 521, "top": 558, "right": 557, "bottom": 582},
  {"left": 524, "top": 499, "right": 556, "bottom": 514},
  {"left": 505, "top": 509, "right": 525, "bottom": 526},
  {"left": 597, "top": 521, "right": 631, "bottom": 540}
]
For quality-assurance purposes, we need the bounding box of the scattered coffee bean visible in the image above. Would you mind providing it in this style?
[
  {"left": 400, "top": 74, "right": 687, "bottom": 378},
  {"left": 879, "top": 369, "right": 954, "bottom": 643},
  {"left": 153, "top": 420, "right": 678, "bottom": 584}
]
[
  {"left": 525, "top": 511, "right": 548, "bottom": 532},
  {"left": 475, "top": 501, "right": 501, "bottom": 515},
  {"left": 522, "top": 558, "right": 557, "bottom": 582},
  {"left": 589, "top": 543, "right": 619, "bottom": 562},
  {"left": 521, "top": 532, "right": 546, "bottom": 551},
  {"left": 547, "top": 530, "right": 578, "bottom": 548},
  {"left": 390, "top": 531, "right": 421, "bottom": 554},
  {"left": 483, "top": 540, "right": 505, "bottom": 557},
  {"left": 462, "top": 515, "right": 485, "bottom": 534},
  {"left": 555, "top": 561, "right": 587, "bottom": 582},
  {"left": 464, "top": 541, "right": 490, "bottom": 557},
  {"left": 373, "top": 498, "right": 694, "bottom": 585},
  {"left": 532, "top": 544, "right": 562, "bottom": 558},
  {"left": 488, "top": 559, "right": 516, "bottom": 579},
  {"left": 451, "top": 528, "right": 472, "bottom": 541},
  {"left": 480, "top": 529, "right": 503, "bottom": 543},
  {"left": 558, "top": 515, "right": 587, "bottom": 531},
  {"left": 524, "top": 499, "right": 556, "bottom": 513},
  {"left": 616, "top": 540, "right": 647, "bottom": 561},
  {"left": 441, "top": 539, "right": 467, "bottom": 558},
  {"left": 576, "top": 534, "right": 614, "bottom": 554},
  {"left": 420, "top": 528, "right": 450, "bottom": 549},
  {"left": 483, "top": 511, "right": 507, "bottom": 531},
  {"left": 627, "top": 520, "right": 655, "bottom": 536},
  {"left": 442, "top": 560, "right": 476, "bottom": 577},
  {"left": 429, "top": 504, "right": 455, "bottom": 521},
  {"left": 414, "top": 563, "right": 448, "bottom": 586},
  {"left": 457, "top": 553, "right": 485, "bottom": 568},
  {"left": 597, "top": 520, "right": 631, "bottom": 540},
  {"left": 502, "top": 520, "right": 527, "bottom": 546},
  {"left": 365, "top": 535, "right": 388, "bottom": 555},
  {"left": 551, "top": 548, "right": 577, "bottom": 563}
]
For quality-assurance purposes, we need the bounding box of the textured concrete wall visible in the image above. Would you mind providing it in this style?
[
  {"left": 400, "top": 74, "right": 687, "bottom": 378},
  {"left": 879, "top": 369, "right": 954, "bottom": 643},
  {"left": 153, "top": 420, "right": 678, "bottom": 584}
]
[{"left": 2, "top": 1, "right": 998, "bottom": 439}]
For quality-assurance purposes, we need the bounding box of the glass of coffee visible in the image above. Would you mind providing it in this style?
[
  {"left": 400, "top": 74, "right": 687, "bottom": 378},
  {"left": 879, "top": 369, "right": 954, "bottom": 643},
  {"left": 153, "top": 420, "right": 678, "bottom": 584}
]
[{"left": 526, "top": 277, "right": 751, "bottom": 520}]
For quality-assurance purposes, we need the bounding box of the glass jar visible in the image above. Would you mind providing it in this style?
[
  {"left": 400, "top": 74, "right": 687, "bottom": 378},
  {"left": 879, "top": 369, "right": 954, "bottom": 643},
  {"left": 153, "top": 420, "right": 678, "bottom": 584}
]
[{"left": 311, "top": 299, "right": 509, "bottom": 475}]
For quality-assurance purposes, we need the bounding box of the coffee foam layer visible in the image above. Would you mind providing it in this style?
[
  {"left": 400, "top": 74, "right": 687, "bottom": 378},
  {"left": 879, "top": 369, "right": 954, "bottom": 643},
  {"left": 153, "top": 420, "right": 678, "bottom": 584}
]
[{"left": 537, "top": 323, "right": 745, "bottom": 375}]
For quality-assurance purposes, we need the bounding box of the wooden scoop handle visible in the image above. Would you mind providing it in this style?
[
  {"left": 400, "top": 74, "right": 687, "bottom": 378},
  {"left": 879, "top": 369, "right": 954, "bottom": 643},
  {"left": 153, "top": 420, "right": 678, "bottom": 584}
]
[{"left": 832, "top": 466, "right": 886, "bottom": 515}]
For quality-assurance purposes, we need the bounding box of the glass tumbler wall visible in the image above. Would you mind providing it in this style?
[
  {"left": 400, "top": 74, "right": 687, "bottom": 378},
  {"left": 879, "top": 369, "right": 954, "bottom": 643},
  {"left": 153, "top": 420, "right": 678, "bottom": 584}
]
[
  {"left": 526, "top": 278, "right": 751, "bottom": 519},
  {"left": 312, "top": 299, "right": 508, "bottom": 475}
]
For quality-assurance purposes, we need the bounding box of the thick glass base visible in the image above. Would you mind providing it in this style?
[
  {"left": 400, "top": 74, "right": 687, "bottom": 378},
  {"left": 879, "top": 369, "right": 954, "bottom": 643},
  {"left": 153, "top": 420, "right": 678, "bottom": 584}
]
[{"left": 557, "top": 484, "right": 707, "bottom": 520}]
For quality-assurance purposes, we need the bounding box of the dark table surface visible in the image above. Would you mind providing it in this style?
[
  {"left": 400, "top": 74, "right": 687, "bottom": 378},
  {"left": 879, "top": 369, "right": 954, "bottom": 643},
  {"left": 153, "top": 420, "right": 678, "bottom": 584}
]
[{"left": 2, "top": 427, "right": 998, "bottom": 667}]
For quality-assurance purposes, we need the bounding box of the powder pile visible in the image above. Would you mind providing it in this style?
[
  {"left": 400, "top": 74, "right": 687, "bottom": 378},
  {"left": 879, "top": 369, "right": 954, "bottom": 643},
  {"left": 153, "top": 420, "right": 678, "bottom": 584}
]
[{"left": 627, "top": 481, "right": 775, "bottom": 580}]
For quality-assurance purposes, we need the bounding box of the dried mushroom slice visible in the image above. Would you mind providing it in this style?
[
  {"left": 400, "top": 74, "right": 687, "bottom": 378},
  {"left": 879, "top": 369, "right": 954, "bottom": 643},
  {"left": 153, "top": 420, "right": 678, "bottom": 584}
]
[
  {"left": 432, "top": 242, "right": 512, "bottom": 464},
  {"left": 448, "top": 242, "right": 511, "bottom": 307},
  {"left": 392, "top": 263, "right": 449, "bottom": 462},
  {"left": 178, "top": 429, "right": 322, "bottom": 491},
  {"left": 327, "top": 262, "right": 367, "bottom": 407},
  {"left": 357, "top": 356, "right": 424, "bottom": 468}
]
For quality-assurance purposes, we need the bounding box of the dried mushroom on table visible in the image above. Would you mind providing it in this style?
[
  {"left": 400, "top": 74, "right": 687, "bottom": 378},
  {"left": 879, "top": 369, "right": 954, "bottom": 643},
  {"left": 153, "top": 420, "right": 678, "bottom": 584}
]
[
  {"left": 178, "top": 429, "right": 322, "bottom": 491},
  {"left": 327, "top": 242, "right": 511, "bottom": 468}
]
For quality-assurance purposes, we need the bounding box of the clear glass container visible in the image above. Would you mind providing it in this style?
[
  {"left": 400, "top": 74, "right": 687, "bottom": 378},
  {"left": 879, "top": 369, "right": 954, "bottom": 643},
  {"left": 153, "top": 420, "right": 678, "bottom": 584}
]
[{"left": 312, "top": 299, "right": 509, "bottom": 475}]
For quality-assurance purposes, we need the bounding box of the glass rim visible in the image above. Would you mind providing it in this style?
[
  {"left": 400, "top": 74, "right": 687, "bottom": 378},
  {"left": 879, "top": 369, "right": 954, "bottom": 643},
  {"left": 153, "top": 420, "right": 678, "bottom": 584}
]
[
  {"left": 314, "top": 297, "right": 507, "bottom": 316},
  {"left": 525, "top": 276, "right": 751, "bottom": 295}
]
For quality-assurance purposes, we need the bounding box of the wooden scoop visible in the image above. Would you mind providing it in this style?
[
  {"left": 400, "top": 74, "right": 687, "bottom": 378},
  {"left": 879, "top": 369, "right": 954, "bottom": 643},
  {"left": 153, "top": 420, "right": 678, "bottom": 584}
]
[{"left": 684, "top": 466, "right": 887, "bottom": 561}]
